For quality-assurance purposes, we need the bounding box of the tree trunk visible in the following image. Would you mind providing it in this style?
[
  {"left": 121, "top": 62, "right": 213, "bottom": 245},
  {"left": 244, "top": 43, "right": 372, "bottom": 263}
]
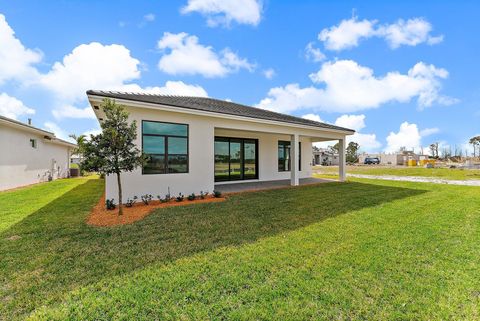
[{"left": 117, "top": 172, "right": 123, "bottom": 215}]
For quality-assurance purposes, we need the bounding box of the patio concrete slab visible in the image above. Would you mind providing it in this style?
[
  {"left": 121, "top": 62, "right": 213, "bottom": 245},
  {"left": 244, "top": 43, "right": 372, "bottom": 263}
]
[{"left": 214, "top": 177, "right": 334, "bottom": 194}]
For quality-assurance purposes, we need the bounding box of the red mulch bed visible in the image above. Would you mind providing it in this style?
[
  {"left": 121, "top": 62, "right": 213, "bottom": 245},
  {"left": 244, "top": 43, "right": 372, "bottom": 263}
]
[{"left": 87, "top": 194, "right": 226, "bottom": 227}]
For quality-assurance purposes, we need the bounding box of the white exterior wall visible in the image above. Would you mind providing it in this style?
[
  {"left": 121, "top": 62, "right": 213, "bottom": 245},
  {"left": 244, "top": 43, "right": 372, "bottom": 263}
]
[
  {"left": 104, "top": 105, "right": 338, "bottom": 202},
  {"left": 0, "top": 125, "right": 72, "bottom": 191}
]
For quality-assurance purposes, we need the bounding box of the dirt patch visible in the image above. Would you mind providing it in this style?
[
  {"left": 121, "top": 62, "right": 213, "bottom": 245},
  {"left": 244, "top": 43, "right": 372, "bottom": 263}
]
[
  {"left": 87, "top": 195, "right": 226, "bottom": 227},
  {"left": 6, "top": 235, "right": 21, "bottom": 241}
]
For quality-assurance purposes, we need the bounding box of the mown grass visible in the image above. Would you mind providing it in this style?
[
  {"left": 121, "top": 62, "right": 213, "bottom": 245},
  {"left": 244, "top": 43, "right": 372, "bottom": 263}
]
[
  {"left": 1, "top": 177, "right": 480, "bottom": 320},
  {"left": 0, "top": 177, "right": 95, "bottom": 233},
  {"left": 315, "top": 165, "right": 480, "bottom": 180}
]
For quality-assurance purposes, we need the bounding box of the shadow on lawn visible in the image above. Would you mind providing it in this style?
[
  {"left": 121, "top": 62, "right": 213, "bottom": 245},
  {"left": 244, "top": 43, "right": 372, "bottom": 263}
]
[{"left": 0, "top": 179, "right": 427, "bottom": 319}]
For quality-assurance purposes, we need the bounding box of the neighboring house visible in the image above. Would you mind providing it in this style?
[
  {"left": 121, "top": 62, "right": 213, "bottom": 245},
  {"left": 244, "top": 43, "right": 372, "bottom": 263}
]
[
  {"left": 87, "top": 90, "right": 354, "bottom": 201},
  {"left": 313, "top": 148, "right": 339, "bottom": 166},
  {"left": 359, "top": 151, "right": 430, "bottom": 166},
  {"left": 0, "top": 116, "right": 77, "bottom": 191}
]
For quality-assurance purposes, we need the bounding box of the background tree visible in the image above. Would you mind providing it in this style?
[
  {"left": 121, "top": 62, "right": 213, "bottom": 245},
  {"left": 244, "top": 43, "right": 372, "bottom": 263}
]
[
  {"left": 469, "top": 136, "right": 480, "bottom": 157},
  {"left": 346, "top": 141, "right": 360, "bottom": 163},
  {"left": 429, "top": 142, "right": 439, "bottom": 158},
  {"left": 329, "top": 142, "right": 339, "bottom": 155},
  {"left": 81, "top": 99, "right": 146, "bottom": 215}
]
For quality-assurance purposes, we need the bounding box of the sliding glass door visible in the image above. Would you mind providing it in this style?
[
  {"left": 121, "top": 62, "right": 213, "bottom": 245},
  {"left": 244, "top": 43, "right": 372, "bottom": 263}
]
[{"left": 215, "top": 137, "right": 258, "bottom": 182}]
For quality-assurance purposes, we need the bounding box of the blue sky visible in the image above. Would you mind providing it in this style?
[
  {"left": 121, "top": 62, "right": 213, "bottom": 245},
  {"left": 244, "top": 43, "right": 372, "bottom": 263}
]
[{"left": 1, "top": 0, "right": 478, "bottom": 154}]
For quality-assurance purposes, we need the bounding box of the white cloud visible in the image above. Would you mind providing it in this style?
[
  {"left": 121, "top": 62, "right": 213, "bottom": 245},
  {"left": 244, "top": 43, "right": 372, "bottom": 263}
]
[
  {"left": 319, "top": 17, "right": 376, "bottom": 51},
  {"left": 157, "top": 32, "right": 254, "bottom": 78},
  {"left": 0, "top": 14, "right": 42, "bottom": 84},
  {"left": 335, "top": 114, "right": 381, "bottom": 151},
  {"left": 44, "top": 121, "right": 72, "bottom": 141},
  {"left": 263, "top": 68, "right": 276, "bottom": 79},
  {"left": 378, "top": 18, "right": 443, "bottom": 49},
  {"left": 385, "top": 122, "right": 438, "bottom": 153},
  {"left": 181, "top": 0, "right": 262, "bottom": 27},
  {"left": 302, "top": 113, "right": 323, "bottom": 122},
  {"left": 257, "top": 60, "right": 456, "bottom": 113},
  {"left": 317, "top": 16, "right": 443, "bottom": 51},
  {"left": 52, "top": 105, "right": 95, "bottom": 120},
  {"left": 121, "top": 81, "right": 208, "bottom": 97},
  {"left": 334, "top": 114, "right": 365, "bottom": 131},
  {"left": 39, "top": 42, "right": 141, "bottom": 103},
  {"left": 0, "top": 93, "right": 35, "bottom": 120},
  {"left": 305, "top": 42, "right": 326, "bottom": 62},
  {"left": 419, "top": 127, "right": 440, "bottom": 137},
  {"left": 144, "top": 13, "right": 155, "bottom": 22}
]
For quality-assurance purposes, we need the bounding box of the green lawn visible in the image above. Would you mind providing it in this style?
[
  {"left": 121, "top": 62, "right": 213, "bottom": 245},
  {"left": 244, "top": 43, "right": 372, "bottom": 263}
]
[
  {"left": 1, "top": 177, "right": 480, "bottom": 320},
  {"left": 315, "top": 165, "right": 480, "bottom": 180}
]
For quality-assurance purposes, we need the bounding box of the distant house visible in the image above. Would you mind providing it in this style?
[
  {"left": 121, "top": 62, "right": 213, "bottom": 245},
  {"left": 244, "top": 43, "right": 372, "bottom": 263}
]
[
  {"left": 313, "top": 148, "right": 339, "bottom": 166},
  {"left": 358, "top": 151, "right": 429, "bottom": 166},
  {"left": 87, "top": 90, "right": 355, "bottom": 201},
  {"left": 0, "top": 116, "right": 77, "bottom": 191}
]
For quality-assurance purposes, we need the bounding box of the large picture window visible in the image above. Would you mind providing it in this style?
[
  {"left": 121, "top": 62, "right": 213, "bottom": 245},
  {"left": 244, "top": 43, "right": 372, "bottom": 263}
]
[
  {"left": 278, "top": 141, "right": 301, "bottom": 172},
  {"left": 142, "top": 120, "right": 188, "bottom": 174},
  {"left": 215, "top": 137, "right": 258, "bottom": 181}
]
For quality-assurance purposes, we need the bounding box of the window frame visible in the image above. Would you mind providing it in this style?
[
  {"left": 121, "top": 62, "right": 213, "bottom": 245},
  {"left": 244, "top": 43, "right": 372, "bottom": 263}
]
[
  {"left": 278, "top": 140, "right": 301, "bottom": 172},
  {"left": 29, "top": 138, "right": 37, "bottom": 149},
  {"left": 142, "top": 120, "right": 189, "bottom": 175},
  {"left": 214, "top": 136, "right": 259, "bottom": 182}
]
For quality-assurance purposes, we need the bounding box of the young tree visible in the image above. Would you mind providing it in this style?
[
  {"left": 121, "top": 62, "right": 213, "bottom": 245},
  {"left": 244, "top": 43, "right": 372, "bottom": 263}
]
[
  {"left": 469, "top": 136, "right": 480, "bottom": 157},
  {"left": 346, "top": 141, "right": 360, "bottom": 163},
  {"left": 81, "top": 99, "right": 146, "bottom": 215}
]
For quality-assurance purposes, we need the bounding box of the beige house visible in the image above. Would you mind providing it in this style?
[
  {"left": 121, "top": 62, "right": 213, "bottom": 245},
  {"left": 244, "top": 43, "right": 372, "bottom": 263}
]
[
  {"left": 87, "top": 90, "right": 354, "bottom": 201},
  {"left": 0, "top": 116, "right": 76, "bottom": 191}
]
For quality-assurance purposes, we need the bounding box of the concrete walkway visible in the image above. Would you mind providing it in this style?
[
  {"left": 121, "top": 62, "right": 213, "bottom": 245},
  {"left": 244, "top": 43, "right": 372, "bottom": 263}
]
[
  {"left": 215, "top": 177, "right": 333, "bottom": 193},
  {"left": 347, "top": 173, "right": 480, "bottom": 186}
]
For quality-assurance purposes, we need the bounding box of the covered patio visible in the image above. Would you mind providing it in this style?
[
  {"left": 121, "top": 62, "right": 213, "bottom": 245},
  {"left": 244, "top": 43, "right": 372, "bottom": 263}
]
[{"left": 214, "top": 177, "right": 335, "bottom": 194}]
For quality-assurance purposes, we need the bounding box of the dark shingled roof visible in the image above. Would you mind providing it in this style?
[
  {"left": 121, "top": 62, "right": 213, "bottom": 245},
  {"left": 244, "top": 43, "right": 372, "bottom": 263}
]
[{"left": 86, "top": 90, "right": 355, "bottom": 133}]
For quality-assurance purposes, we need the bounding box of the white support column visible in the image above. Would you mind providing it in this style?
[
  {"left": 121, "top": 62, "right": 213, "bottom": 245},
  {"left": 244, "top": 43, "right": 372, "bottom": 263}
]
[
  {"left": 291, "top": 134, "right": 299, "bottom": 186},
  {"left": 339, "top": 137, "right": 346, "bottom": 182}
]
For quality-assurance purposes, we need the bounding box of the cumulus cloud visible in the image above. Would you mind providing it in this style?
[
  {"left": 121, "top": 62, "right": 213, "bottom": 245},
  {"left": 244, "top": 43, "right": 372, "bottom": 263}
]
[
  {"left": 335, "top": 114, "right": 381, "bottom": 151},
  {"left": 52, "top": 105, "right": 95, "bottom": 120},
  {"left": 385, "top": 122, "right": 439, "bottom": 153},
  {"left": 319, "top": 17, "right": 376, "bottom": 51},
  {"left": 0, "top": 14, "right": 42, "bottom": 84},
  {"left": 44, "top": 121, "right": 72, "bottom": 141},
  {"left": 0, "top": 93, "right": 35, "bottom": 120},
  {"left": 39, "top": 42, "right": 141, "bottom": 103},
  {"left": 257, "top": 60, "right": 456, "bottom": 113},
  {"left": 318, "top": 16, "right": 443, "bottom": 51},
  {"left": 120, "top": 81, "right": 208, "bottom": 97},
  {"left": 302, "top": 113, "right": 323, "bottom": 122},
  {"left": 181, "top": 0, "right": 262, "bottom": 27},
  {"left": 378, "top": 18, "right": 444, "bottom": 49},
  {"left": 157, "top": 32, "right": 255, "bottom": 77},
  {"left": 305, "top": 42, "right": 326, "bottom": 62}
]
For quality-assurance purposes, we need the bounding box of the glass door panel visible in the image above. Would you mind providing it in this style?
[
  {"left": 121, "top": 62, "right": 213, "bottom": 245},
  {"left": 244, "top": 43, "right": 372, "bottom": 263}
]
[
  {"left": 229, "top": 139, "right": 242, "bottom": 180},
  {"left": 244, "top": 140, "right": 257, "bottom": 179},
  {"left": 214, "top": 139, "right": 230, "bottom": 181}
]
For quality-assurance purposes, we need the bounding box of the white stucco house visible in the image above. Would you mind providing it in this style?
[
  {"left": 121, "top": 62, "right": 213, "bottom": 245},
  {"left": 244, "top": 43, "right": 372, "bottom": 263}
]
[
  {"left": 87, "top": 90, "right": 354, "bottom": 201},
  {"left": 0, "top": 115, "right": 77, "bottom": 191}
]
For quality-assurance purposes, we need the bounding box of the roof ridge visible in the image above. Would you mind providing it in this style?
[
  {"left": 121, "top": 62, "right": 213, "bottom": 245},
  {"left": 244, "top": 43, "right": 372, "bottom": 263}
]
[{"left": 85, "top": 90, "right": 354, "bottom": 133}]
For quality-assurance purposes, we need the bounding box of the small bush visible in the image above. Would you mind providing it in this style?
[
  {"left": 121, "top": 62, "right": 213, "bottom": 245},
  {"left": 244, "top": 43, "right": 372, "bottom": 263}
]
[
  {"left": 162, "top": 194, "right": 172, "bottom": 203},
  {"left": 141, "top": 194, "right": 153, "bottom": 205},
  {"left": 176, "top": 193, "right": 184, "bottom": 202},
  {"left": 187, "top": 193, "right": 196, "bottom": 201},
  {"left": 105, "top": 199, "right": 116, "bottom": 210},
  {"left": 200, "top": 191, "right": 209, "bottom": 199},
  {"left": 125, "top": 196, "right": 137, "bottom": 208},
  {"left": 213, "top": 190, "right": 222, "bottom": 198}
]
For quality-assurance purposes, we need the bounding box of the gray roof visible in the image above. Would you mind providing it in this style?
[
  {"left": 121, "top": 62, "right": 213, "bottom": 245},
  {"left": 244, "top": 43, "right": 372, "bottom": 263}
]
[{"left": 86, "top": 90, "right": 354, "bottom": 133}]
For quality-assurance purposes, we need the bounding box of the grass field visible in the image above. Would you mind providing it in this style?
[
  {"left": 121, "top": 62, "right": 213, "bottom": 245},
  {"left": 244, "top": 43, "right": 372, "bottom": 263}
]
[
  {"left": 1, "top": 177, "right": 480, "bottom": 320},
  {"left": 315, "top": 165, "right": 480, "bottom": 180}
]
